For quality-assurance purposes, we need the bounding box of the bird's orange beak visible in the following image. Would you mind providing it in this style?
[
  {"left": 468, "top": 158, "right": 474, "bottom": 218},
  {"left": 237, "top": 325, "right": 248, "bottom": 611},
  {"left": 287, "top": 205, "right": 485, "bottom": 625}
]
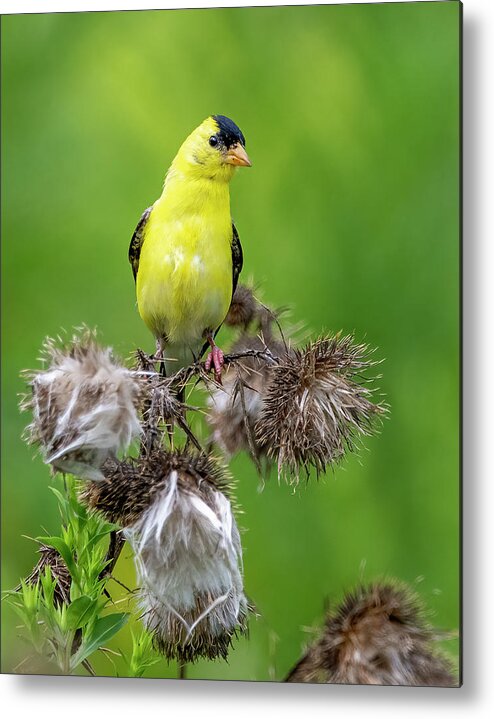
[{"left": 225, "top": 144, "right": 252, "bottom": 167}]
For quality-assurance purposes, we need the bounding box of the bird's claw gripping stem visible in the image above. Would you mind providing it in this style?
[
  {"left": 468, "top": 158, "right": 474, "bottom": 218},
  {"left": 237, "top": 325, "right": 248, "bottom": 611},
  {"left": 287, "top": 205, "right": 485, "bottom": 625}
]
[{"left": 205, "top": 343, "right": 224, "bottom": 384}]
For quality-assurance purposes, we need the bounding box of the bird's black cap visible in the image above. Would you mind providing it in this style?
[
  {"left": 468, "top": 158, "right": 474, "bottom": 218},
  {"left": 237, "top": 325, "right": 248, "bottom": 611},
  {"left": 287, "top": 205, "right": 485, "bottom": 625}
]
[{"left": 212, "top": 115, "right": 246, "bottom": 148}]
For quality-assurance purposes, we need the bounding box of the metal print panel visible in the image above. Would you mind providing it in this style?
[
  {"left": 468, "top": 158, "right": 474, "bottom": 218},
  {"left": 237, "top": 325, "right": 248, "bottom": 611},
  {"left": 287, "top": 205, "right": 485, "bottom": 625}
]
[{"left": 1, "top": 0, "right": 461, "bottom": 685}]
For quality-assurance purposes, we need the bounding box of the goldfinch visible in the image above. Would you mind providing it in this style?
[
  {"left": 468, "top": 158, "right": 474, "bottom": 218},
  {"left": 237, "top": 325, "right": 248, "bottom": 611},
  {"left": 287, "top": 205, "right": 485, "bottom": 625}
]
[{"left": 129, "top": 115, "right": 251, "bottom": 382}]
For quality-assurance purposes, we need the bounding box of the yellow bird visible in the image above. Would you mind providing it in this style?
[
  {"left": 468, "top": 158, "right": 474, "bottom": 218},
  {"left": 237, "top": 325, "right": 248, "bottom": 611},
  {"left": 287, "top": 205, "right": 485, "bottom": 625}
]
[{"left": 129, "top": 115, "right": 251, "bottom": 381}]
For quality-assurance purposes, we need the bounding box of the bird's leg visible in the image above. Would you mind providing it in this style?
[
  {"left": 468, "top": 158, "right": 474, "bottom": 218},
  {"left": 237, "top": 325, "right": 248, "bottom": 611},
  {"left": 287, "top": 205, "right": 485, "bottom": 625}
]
[
  {"left": 154, "top": 337, "right": 167, "bottom": 378},
  {"left": 204, "top": 332, "right": 224, "bottom": 384},
  {"left": 152, "top": 338, "right": 163, "bottom": 363}
]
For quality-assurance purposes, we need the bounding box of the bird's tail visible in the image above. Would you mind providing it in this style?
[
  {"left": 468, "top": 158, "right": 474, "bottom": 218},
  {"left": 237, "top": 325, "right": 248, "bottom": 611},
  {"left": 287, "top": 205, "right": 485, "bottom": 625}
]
[
  {"left": 163, "top": 344, "right": 197, "bottom": 377},
  {"left": 164, "top": 343, "right": 201, "bottom": 405}
]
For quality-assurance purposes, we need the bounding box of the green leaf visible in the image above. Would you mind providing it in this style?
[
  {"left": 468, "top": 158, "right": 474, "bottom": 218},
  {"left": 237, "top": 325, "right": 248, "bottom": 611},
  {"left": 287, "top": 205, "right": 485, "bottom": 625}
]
[
  {"left": 81, "top": 529, "right": 115, "bottom": 557},
  {"left": 40, "top": 566, "right": 56, "bottom": 606},
  {"left": 71, "top": 612, "right": 128, "bottom": 668},
  {"left": 66, "top": 595, "right": 96, "bottom": 630},
  {"left": 48, "top": 486, "right": 70, "bottom": 514},
  {"left": 20, "top": 579, "right": 40, "bottom": 613},
  {"left": 69, "top": 492, "right": 88, "bottom": 518},
  {"left": 129, "top": 630, "right": 161, "bottom": 678},
  {"left": 9, "top": 601, "right": 30, "bottom": 624},
  {"left": 36, "top": 536, "right": 79, "bottom": 585}
]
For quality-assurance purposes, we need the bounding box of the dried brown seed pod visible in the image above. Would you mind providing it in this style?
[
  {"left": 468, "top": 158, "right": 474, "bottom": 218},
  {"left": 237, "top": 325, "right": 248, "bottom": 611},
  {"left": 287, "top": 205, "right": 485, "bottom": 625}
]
[
  {"left": 82, "top": 449, "right": 248, "bottom": 663},
  {"left": 207, "top": 334, "right": 287, "bottom": 461},
  {"left": 224, "top": 284, "right": 259, "bottom": 329},
  {"left": 255, "top": 334, "right": 387, "bottom": 482},
  {"left": 286, "top": 583, "right": 457, "bottom": 686},
  {"left": 133, "top": 349, "right": 182, "bottom": 426},
  {"left": 20, "top": 329, "right": 143, "bottom": 481},
  {"left": 21, "top": 545, "right": 71, "bottom": 606}
]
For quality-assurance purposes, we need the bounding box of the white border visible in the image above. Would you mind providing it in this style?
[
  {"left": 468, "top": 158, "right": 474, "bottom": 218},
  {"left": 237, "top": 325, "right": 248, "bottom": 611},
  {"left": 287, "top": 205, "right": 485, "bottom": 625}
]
[{"left": 0, "top": 0, "right": 468, "bottom": 14}]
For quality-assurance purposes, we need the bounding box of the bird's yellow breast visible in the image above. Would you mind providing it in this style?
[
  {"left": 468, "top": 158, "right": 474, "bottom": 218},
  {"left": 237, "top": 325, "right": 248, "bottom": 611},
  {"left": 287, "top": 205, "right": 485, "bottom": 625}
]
[{"left": 136, "top": 184, "right": 233, "bottom": 349}]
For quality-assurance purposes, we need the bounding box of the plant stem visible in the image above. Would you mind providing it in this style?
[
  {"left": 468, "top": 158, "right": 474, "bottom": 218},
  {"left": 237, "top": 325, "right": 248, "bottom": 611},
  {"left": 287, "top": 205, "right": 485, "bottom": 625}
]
[{"left": 99, "top": 530, "right": 125, "bottom": 583}]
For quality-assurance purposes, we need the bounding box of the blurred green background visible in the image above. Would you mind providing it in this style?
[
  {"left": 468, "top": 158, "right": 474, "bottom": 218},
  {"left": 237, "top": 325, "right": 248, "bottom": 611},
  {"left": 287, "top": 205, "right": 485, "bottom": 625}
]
[{"left": 1, "top": 2, "right": 460, "bottom": 680}]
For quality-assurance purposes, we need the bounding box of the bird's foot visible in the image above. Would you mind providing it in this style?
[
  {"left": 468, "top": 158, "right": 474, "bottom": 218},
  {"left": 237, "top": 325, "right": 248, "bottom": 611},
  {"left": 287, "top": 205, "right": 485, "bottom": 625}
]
[{"left": 205, "top": 344, "right": 224, "bottom": 384}]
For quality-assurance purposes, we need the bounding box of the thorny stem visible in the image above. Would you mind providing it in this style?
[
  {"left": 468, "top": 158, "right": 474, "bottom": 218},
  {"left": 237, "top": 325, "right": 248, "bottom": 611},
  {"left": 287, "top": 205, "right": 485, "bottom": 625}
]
[
  {"left": 132, "top": 346, "right": 283, "bottom": 453},
  {"left": 168, "top": 347, "right": 280, "bottom": 392},
  {"left": 223, "top": 348, "right": 279, "bottom": 365},
  {"left": 133, "top": 347, "right": 281, "bottom": 454},
  {"left": 131, "top": 347, "right": 280, "bottom": 459}
]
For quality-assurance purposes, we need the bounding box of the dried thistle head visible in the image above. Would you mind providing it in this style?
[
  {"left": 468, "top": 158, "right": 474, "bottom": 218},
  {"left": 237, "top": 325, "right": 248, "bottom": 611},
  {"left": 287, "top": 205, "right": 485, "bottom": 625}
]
[
  {"left": 255, "top": 334, "right": 387, "bottom": 482},
  {"left": 208, "top": 296, "right": 296, "bottom": 464},
  {"left": 82, "top": 448, "right": 248, "bottom": 663},
  {"left": 224, "top": 284, "right": 259, "bottom": 329},
  {"left": 142, "top": 373, "right": 184, "bottom": 431},
  {"left": 22, "top": 545, "right": 71, "bottom": 606},
  {"left": 224, "top": 283, "right": 290, "bottom": 337},
  {"left": 20, "top": 329, "right": 143, "bottom": 481},
  {"left": 133, "top": 349, "right": 182, "bottom": 427},
  {"left": 207, "top": 333, "right": 286, "bottom": 462},
  {"left": 286, "top": 583, "right": 457, "bottom": 686}
]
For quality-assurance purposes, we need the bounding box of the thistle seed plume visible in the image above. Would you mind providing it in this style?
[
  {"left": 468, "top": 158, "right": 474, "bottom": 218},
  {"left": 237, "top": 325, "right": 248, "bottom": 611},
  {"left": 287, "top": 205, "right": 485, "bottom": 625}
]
[
  {"left": 255, "top": 334, "right": 386, "bottom": 482},
  {"left": 286, "top": 583, "right": 457, "bottom": 686},
  {"left": 207, "top": 334, "right": 287, "bottom": 461},
  {"left": 21, "top": 330, "right": 143, "bottom": 481},
  {"left": 82, "top": 449, "right": 248, "bottom": 662}
]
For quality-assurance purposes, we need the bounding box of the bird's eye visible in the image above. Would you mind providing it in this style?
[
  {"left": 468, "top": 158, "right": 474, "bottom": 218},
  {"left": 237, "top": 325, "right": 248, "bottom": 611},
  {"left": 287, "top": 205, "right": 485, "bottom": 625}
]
[{"left": 209, "top": 136, "right": 218, "bottom": 147}]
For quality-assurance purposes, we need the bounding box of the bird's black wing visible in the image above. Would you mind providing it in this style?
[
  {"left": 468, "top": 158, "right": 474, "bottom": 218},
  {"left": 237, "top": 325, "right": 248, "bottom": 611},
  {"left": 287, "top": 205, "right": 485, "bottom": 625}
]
[
  {"left": 231, "top": 221, "right": 243, "bottom": 299},
  {"left": 128, "top": 206, "right": 152, "bottom": 282}
]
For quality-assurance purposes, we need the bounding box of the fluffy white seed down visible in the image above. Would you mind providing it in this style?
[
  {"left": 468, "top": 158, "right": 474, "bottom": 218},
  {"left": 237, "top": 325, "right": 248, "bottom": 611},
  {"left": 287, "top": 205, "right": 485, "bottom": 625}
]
[
  {"left": 207, "top": 351, "right": 273, "bottom": 459},
  {"left": 208, "top": 376, "right": 265, "bottom": 457},
  {"left": 125, "top": 470, "right": 247, "bottom": 652},
  {"left": 27, "top": 339, "right": 142, "bottom": 481}
]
